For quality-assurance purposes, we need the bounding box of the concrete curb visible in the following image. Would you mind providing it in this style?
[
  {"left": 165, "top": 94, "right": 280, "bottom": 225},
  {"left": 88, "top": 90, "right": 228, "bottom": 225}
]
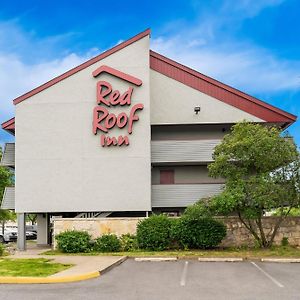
[
  {"left": 198, "top": 257, "right": 243, "bottom": 262},
  {"left": 0, "top": 271, "right": 100, "bottom": 284},
  {"left": 100, "top": 256, "right": 128, "bottom": 274},
  {"left": 261, "top": 258, "right": 300, "bottom": 263},
  {"left": 135, "top": 257, "right": 178, "bottom": 262}
]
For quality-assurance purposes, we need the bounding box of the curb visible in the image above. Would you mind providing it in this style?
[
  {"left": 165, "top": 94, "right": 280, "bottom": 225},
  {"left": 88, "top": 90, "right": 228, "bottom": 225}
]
[
  {"left": 0, "top": 271, "right": 100, "bottom": 284},
  {"left": 198, "top": 257, "right": 243, "bottom": 262},
  {"left": 261, "top": 258, "right": 300, "bottom": 263},
  {"left": 135, "top": 257, "right": 178, "bottom": 262},
  {"left": 100, "top": 256, "right": 128, "bottom": 274}
]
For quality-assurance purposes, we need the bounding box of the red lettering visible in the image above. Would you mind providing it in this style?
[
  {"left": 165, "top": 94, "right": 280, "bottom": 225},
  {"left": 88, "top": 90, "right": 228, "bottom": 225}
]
[
  {"left": 106, "top": 136, "right": 118, "bottom": 146},
  {"left": 128, "top": 103, "right": 144, "bottom": 134},
  {"left": 116, "top": 113, "right": 128, "bottom": 128},
  {"left": 119, "top": 87, "right": 133, "bottom": 105},
  {"left": 97, "top": 81, "right": 112, "bottom": 106},
  {"left": 100, "top": 135, "right": 130, "bottom": 147},
  {"left": 105, "top": 113, "right": 117, "bottom": 129},
  {"left": 118, "top": 135, "right": 129, "bottom": 146},
  {"left": 93, "top": 106, "right": 108, "bottom": 134},
  {"left": 110, "top": 90, "right": 120, "bottom": 106}
]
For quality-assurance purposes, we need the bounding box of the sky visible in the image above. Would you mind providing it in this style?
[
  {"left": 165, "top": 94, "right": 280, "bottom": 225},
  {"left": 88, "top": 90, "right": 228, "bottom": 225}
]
[{"left": 0, "top": 0, "right": 299, "bottom": 146}]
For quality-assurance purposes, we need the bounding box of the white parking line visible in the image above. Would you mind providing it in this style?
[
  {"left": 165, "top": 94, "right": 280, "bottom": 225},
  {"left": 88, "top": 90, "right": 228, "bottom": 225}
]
[
  {"left": 250, "top": 262, "right": 284, "bottom": 288},
  {"left": 180, "top": 261, "right": 189, "bottom": 286}
]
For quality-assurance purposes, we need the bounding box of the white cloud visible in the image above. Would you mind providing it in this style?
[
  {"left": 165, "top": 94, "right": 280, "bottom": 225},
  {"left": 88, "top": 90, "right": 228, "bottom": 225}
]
[
  {"left": 152, "top": 36, "right": 300, "bottom": 94},
  {"left": 0, "top": 52, "right": 95, "bottom": 119},
  {"left": 151, "top": 0, "right": 300, "bottom": 95}
]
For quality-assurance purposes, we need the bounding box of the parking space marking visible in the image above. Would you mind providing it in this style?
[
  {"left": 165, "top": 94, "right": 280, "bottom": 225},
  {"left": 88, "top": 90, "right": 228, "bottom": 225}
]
[
  {"left": 250, "top": 262, "right": 284, "bottom": 288},
  {"left": 180, "top": 261, "right": 189, "bottom": 286}
]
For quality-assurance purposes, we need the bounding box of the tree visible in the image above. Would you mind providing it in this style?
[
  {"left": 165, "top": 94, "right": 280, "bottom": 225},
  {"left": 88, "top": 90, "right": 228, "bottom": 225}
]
[
  {"left": 0, "top": 146, "right": 15, "bottom": 230},
  {"left": 208, "top": 122, "right": 300, "bottom": 248}
]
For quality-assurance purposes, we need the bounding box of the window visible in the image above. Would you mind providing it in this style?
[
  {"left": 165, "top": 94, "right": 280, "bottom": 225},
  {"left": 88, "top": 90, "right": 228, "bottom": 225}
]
[{"left": 160, "top": 170, "right": 174, "bottom": 184}]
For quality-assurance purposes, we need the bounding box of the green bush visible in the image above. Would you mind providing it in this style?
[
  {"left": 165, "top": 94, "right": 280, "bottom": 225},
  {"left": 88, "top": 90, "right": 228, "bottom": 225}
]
[
  {"left": 120, "top": 234, "right": 138, "bottom": 252},
  {"left": 55, "top": 230, "right": 91, "bottom": 253},
  {"left": 183, "top": 199, "right": 213, "bottom": 219},
  {"left": 93, "top": 234, "right": 121, "bottom": 252},
  {"left": 136, "top": 215, "right": 172, "bottom": 250},
  {"left": 281, "top": 237, "right": 289, "bottom": 247},
  {"left": 0, "top": 243, "right": 4, "bottom": 256},
  {"left": 174, "top": 216, "right": 226, "bottom": 249}
]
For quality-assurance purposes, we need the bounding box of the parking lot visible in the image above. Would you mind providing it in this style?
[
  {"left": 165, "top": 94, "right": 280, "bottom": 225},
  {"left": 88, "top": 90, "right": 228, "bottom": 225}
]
[{"left": 1, "top": 259, "right": 300, "bottom": 299}]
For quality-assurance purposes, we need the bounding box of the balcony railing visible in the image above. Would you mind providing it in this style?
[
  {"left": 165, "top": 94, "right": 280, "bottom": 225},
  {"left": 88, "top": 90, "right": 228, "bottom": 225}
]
[
  {"left": 151, "top": 139, "right": 221, "bottom": 164},
  {"left": 1, "top": 143, "right": 15, "bottom": 167},
  {"left": 152, "top": 183, "right": 224, "bottom": 207}
]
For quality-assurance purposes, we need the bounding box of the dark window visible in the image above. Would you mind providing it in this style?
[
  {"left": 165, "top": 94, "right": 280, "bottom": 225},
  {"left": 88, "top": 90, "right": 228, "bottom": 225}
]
[{"left": 160, "top": 170, "right": 174, "bottom": 184}]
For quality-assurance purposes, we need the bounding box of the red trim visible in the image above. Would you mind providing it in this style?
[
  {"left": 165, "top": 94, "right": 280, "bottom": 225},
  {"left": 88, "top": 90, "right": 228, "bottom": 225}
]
[
  {"left": 92, "top": 65, "right": 142, "bottom": 86},
  {"left": 1, "top": 117, "right": 15, "bottom": 130},
  {"left": 150, "top": 50, "right": 297, "bottom": 124},
  {"left": 1, "top": 117, "right": 15, "bottom": 135},
  {"left": 13, "top": 29, "right": 150, "bottom": 105}
]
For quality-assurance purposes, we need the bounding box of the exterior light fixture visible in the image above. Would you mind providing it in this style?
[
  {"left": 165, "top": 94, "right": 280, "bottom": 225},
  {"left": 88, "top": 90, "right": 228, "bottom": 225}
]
[{"left": 194, "top": 106, "right": 201, "bottom": 114}]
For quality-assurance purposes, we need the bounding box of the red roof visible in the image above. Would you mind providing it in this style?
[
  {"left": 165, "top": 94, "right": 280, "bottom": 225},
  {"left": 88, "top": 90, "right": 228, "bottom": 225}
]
[
  {"left": 150, "top": 50, "right": 297, "bottom": 125},
  {"left": 1, "top": 29, "right": 297, "bottom": 134}
]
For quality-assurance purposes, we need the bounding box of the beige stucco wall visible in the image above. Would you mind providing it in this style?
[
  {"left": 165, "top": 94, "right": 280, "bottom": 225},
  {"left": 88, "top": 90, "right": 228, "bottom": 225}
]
[
  {"left": 151, "top": 165, "right": 224, "bottom": 184},
  {"left": 150, "top": 70, "right": 264, "bottom": 125},
  {"left": 15, "top": 36, "right": 151, "bottom": 213}
]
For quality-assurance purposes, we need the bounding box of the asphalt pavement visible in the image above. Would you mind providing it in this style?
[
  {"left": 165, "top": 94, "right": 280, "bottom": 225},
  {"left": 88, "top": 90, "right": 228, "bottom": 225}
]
[{"left": 1, "top": 259, "right": 300, "bottom": 300}]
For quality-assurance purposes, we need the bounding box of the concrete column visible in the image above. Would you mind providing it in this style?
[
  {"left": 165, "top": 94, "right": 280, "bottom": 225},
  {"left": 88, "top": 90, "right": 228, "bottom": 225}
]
[
  {"left": 37, "top": 213, "right": 49, "bottom": 246},
  {"left": 17, "top": 213, "right": 26, "bottom": 251}
]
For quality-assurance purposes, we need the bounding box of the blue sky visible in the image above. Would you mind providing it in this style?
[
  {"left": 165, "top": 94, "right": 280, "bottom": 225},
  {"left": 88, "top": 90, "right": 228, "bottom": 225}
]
[{"left": 0, "top": 0, "right": 299, "bottom": 146}]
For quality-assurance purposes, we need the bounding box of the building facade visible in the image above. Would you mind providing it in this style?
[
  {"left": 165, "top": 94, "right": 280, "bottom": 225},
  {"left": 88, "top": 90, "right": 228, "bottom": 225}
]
[{"left": 1, "top": 29, "right": 297, "bottom": 249}]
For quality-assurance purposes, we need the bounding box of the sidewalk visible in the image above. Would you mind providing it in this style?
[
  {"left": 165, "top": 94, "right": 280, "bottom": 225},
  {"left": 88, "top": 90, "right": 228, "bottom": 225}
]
[{"left": 3, "top": 246, "right": 127, "bottom": 283}]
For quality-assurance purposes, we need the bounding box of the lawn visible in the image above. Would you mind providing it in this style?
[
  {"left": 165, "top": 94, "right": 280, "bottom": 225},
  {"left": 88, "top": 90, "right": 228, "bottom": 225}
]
[
  {"left": 0, "top": 258, "right": 72, "bottom": 277},
  {"left": 43, "top": 246, "right": 300, "bottom": 259}
]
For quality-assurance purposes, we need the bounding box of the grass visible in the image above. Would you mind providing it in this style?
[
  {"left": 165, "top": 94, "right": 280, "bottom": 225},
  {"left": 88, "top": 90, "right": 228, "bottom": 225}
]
[
  {"left": 42, "top": 245, "right": 300, "bottom": 259},
  {"left": 0, "top": 258, "right": 72, "bottom": 277}
]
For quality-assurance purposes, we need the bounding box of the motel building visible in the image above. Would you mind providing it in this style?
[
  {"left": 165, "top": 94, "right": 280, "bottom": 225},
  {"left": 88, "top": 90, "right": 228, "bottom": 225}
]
[{"left": 1, "top": 29, "right": 297, "bottom": 250}]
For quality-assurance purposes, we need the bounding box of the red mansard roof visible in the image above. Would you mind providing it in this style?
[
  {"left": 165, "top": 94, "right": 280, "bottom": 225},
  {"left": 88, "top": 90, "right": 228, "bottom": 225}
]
[{"left": 1, "top": 29, "right": 297, "bottom": 135}]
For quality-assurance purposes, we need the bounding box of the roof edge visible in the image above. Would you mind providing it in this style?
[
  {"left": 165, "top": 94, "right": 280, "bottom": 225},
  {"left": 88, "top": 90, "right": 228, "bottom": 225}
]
[
  {"left": 13, "top": 29, "right": 151, "bottom": 105},
  {"left": 150, "top": 50, "right": 297, "bottom": 123}
]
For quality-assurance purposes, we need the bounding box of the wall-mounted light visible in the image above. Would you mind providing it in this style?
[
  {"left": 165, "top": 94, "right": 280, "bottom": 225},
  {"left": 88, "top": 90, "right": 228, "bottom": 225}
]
[{"left": 194, "top": 106, "right": 201, "bottom": 114}]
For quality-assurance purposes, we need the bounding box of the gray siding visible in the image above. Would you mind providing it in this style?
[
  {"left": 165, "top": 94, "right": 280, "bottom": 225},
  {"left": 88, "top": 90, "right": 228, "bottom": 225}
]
[
  {"left": 1, "top": 187, "right": 15, "bottom": 210},
  {"left": 1, "top": 143, "right": 15, "bottom": 167},
  {"left": 151, "top": 139, "right": 220, "bottom": 163},
  {"left": 152, "top": 184, "right": 224, "bottom": 207}
]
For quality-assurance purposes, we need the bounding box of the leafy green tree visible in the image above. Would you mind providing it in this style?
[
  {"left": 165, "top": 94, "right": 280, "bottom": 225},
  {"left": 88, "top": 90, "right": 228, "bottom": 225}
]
[
  {"left": 208, "top": 122, "right": 300, "bottom": 248},
  {"left": 0, "top": 146, "right": 15, "bottom": 229}
]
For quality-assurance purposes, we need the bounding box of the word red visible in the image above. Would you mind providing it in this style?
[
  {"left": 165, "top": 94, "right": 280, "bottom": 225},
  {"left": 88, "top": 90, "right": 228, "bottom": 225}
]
[{"left": 93, "top": 80, "right": 143, "bottom": 147}]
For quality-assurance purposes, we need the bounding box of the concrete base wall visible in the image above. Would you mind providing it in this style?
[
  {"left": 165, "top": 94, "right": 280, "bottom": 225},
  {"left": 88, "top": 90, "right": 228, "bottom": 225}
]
[{"left": 53, "top": 216, "right": 300, "bottom": 249}]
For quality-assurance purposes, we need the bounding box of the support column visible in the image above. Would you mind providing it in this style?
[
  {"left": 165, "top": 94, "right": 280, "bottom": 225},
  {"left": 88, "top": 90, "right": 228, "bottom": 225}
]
[
  {"left": 17, "top": 213, "right": 26, "bottom": 251},
  {"left": 37, "top": 213, "right": 49, "bottom": 246}
]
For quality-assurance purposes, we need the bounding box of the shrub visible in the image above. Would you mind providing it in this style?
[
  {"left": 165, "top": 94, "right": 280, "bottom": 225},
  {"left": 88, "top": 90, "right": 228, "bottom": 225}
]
[
  {"left": 0, "top": 243, "right": 4, "bottom": 256},
  {"left": 55, "top": 230, "right": 91, "bottom": 253},
  {"left": 281, "top": 237, "right": 289, "bottom": 247},
  {"left": 183, "top": 199, "right": 213, "bottom": 219},
  {"left": 120, "top": 234, "right": 138, "bottom": 252},
  {"left": 94, "top": 234, "right": 121, "bottom": 252},
  {"left": 136, "top": 215, "right": 172, "bottom": 250},
  {"left": 174, "top": 216, "right": 226, "bottom": 249}
]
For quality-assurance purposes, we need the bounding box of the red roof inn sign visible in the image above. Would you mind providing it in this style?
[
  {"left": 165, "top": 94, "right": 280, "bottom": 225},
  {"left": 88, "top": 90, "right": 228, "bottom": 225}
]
[{"left": 92, "top": 65, "right": 144, "bottom": 147}]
